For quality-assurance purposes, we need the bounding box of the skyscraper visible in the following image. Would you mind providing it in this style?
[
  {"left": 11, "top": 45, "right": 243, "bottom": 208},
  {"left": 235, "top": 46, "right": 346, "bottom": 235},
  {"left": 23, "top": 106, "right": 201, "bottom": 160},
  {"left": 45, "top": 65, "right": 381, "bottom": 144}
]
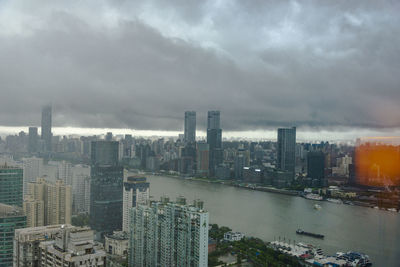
[
  {"left": 307, "top": 151, "right": 326, "bottom": 187},
  {"left": 0, "top": 165, "right": 23, "bottom": 207},
  {"left": 184, "top": 111, "right": 196, "bottom": 143},
  {"left": 28, "top": 127, "right": 38, "bottom": 153},
  {"left": 41, "top": 105, "right": 52, "bottom": 152},
  {"left": 129, "top": 197, "right": 209, "bottom": 267},
  {"left": 277, "top": 127, "right": 296, "bottom": 181},
  {"left": 196, "top": 142, "right": 209, "bottom": 177},
  {"left": 122, "top": 176, "right": 149, "bottom": 232},
  {"left": 207, "top": 111, "right": 222, "bottom": 177},
  {"left": 0, "top": 203, "right": 26, "bottom": 267},
  {"left": 90, "top": 141, "right": 123, "bottom": 240}
]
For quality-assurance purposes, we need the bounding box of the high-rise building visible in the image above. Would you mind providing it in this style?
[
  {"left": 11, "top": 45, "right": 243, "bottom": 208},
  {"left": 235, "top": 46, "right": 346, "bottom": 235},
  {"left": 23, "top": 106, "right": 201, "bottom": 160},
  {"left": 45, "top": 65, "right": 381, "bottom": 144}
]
[
  {"left": 57, "top": 161, "right": 73, "bottom": 186},
  {"left": 24, "top": 178, "right": 72, "bottom": 227},
  {"left": 129, "top": 197, "right": 209, "bottom": 267},
  {"left": 0, "top": 165, "right": 23, "bottom": 207},
  {"left": 234, "top": 154, "right": 245, "bottom": 180},
  {"left": 122, "top": 176, "right": 149, "bottom": 232},
  {"left": 196, "top": 142, "right": 209, "bottom": 177},
  {"left": 28, "top": 127, "right": 38, "bottom": 153},
  {"left": 277, "top": 127, "right": 296, "bottom": 181},
  {"left": 23, "top": 196, "right": 44, "bottom": 228},
  {"left": 90, "top": 141, "right": 123, "bottom": 240},
  {"left": 72, "top": 165, "right": 91, "bottom": 214},
  {"left": 207, "top": 111, "right": 222, "bottom": 177},
  {"left": 0, "top": 203, "right": 26, "bottom": 267},
  {"left": 307, "top": 151, "right": 326, "bottom": 187},
  {"left": 14, "top": 224, "right": 106, "bottom": 267},
  {"left": 41, "top": 105, "right": 52, "bottom": 152},
  {"left": 184, "top": 111, "right": 196, "bottom": 143},
  {"left": 22, "top": 157, "right": 43, "bottom": 196}
]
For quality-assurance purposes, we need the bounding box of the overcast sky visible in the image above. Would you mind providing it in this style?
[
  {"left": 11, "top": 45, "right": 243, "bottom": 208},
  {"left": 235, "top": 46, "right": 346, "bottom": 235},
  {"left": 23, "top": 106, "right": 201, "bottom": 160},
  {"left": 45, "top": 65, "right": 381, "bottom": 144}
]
[{"left": 0, "top": 0, "right": 399, "bottom": 134}]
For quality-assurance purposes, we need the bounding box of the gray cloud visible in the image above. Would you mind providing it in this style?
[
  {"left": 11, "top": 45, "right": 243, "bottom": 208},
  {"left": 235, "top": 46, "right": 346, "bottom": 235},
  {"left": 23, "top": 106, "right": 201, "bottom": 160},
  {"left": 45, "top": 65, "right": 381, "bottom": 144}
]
[{"left": 0, "top": 0, "right": 399, "bottom": 132}]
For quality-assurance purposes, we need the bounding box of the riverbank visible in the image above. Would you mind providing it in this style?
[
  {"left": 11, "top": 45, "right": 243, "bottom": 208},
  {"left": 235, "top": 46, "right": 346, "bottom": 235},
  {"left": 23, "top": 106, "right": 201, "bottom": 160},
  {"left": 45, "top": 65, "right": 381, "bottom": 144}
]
[{"left": 134, "top": 170, "right": 399, "bottom": 212}]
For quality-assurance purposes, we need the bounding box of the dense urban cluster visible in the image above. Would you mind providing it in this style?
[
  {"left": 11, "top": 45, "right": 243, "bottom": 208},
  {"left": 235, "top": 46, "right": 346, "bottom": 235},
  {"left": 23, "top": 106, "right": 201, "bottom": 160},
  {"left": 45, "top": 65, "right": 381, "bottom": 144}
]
[{"left": 0, "top": 105, "right": 398, "bottom": 266}]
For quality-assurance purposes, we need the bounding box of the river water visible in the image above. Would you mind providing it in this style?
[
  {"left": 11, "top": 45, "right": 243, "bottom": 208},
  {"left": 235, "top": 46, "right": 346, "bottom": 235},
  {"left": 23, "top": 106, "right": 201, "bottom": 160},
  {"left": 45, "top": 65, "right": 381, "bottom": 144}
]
[{"left": 145, "top": 175, "right": 400, "bottom": 266}]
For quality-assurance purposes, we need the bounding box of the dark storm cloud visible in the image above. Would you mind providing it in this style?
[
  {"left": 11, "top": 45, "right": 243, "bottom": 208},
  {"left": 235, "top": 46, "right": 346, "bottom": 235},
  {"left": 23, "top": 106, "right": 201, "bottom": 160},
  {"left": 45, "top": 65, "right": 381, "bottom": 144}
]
[{"left": 0, "top": 0, "right": 399, "bottom": 131}]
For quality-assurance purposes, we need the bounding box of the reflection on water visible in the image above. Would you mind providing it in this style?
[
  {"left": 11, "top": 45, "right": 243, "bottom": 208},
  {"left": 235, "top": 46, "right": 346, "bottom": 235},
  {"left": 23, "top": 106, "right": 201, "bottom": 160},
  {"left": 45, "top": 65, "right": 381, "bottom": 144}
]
[{"left": 146, "top": 175, "right": 400, "bottom": 267}]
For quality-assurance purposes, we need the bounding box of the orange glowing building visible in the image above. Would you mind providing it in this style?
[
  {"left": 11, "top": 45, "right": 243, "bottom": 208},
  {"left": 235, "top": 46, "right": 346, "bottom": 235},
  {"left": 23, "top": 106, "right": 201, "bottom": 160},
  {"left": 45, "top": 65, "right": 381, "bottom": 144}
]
[{"left": 355, "top": 137, "right": 400, "bottom": 186}]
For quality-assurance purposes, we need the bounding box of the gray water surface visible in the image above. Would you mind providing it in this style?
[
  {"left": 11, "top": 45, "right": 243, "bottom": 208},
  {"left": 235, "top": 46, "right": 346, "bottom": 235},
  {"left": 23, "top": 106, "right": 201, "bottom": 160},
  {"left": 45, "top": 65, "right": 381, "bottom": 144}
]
[{"left": 146, "top": 175, "right": 400, "bottom": 267}]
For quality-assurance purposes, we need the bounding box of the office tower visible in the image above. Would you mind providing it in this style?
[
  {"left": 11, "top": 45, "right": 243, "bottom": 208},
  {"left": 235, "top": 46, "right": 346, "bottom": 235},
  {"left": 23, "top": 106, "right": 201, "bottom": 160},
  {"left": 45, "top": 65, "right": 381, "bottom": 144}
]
[
  {"left": 307, "top": 151, "right": 326, "bottom": 187},
  {"left": 90, "top": 141, "right": 123, "bottom": 240},
  {"left": 207, "top": 110, "right": 220, "bottom": 129},
  {"left": 122, "top": 176, "right": 149, "bottom": 232},
  {"left": 277, "top": 127, "right": 296, "bottom": 180},
  {"left": 234, "top": 154, "right": 245, "bottom": 180},
  {"left": 39, "top": 227, "right": 106, "bottom": 267},
  {"left": 28, "top": 127, "right": 38, "bottom": 153},
  {"left": 14, "top": 224, "right": 74, "bottom": 267},
  {"left": 14, "top": 225, "right": 105, "bottom": 267},
  {"left": 57, "top": 160, "right": 73, "bottom": 186},
  {"left": 0, "top": 204, "right": 26, "bottom": 267},
  {"left": 184, "top": 111, "right": 196, "bottom": 143},
  {"left": 207, "top": 111, "right": 223, "bottom": 177},
  {"left": 72, "top": 165, "right": 91, "bottom": 214},
  {"left": 196, "top": 142, "right": 209, "bottom": 177},
  {"left": 129, "top": 197, "right": 209, "bottom": 267},
  {"left": 0, "top": 165, "right": 23, "bottom": 207},
  {"left": 22, "top": 157, "right": 43, "bottom": 196},
  {"left": 24, "top": 178, "right": 72, "bottom": 227},
  {"left": 41, "top": 105, "right": 52, "bottom": 152}
]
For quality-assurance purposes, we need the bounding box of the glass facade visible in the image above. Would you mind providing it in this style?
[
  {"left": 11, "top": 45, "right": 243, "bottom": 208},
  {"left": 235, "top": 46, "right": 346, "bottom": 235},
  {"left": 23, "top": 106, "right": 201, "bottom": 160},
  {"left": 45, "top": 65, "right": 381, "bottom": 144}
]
[
  {"left": 0, "top": 167, "right": 23, "bottom": 207},
  {"left": 0, "top": 205, "right": 26, "bottom": 267}
]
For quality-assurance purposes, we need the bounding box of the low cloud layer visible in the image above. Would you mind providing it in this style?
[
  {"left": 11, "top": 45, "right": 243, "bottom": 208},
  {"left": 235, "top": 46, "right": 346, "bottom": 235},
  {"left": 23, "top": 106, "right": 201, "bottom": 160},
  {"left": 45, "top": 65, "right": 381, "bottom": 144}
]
[{"left": 0, "top": 0, "right": 399, "bottom": 131}]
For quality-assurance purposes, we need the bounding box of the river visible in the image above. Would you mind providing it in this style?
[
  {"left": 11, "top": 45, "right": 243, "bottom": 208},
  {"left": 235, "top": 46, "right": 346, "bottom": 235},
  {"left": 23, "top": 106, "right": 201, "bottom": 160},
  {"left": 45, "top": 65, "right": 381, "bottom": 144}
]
[{"left": 144, "top": 175, "right": 400, "bottom": 266}]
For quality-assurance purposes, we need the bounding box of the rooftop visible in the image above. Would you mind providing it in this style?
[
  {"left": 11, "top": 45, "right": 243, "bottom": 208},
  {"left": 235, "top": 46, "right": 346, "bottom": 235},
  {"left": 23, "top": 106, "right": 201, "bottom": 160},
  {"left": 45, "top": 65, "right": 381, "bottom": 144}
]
[{"left": 0, "top": 203, "right": 24, "bottom": 217}]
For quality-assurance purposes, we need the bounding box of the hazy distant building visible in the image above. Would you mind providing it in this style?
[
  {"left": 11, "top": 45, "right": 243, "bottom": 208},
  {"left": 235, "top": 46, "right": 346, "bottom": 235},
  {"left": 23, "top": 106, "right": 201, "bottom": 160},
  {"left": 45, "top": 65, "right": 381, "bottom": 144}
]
[
  {"left": 277, "top": 127, "right": 296, "bottom": 181},
  {"left": 0, "top": 203, "right": 26, "bottom": 267},
  {"left": 28, "top": 127, "right": 39, "bottom": 153},
  {"left": 106, "top": 132, "right": 113, "bottom": 141},
  {"left": 129, "top": 197, "right": 208, "bottom": 267},
  {"left": 90, "top": 141, "right": 123, "bottom": 240},
  {"left": 22, "top": 157, "right": 43, "bottom": 196},
  {"left": 196, "top": 142, "right": 209, "bottom": 177},
  {"left": 234, "top": 154, "right": 245, "bottom": 180},
  {"left": 307, "top": 151, "right": 326, "bottom": 187},
  {"left": 207, "top": 111, "right": 223, "bottom": 177},
  {"left": 72, "top": 165, "right": 91, "bottom": 214},
  {"left": 0, "top": 165, "right": 23, "bottom": 207},
  {"left": 57, "top": 161, "right": 73, "bottom": 186},
  {"left": 122, "top": 176, "right": 149, "bottom": 232},
  {"left": 41, "top": 105, "right": 52, "bottom": 152},
  {"left": 184, "top": 111, "right": 196, "bottom": 143},
  {"left": 24, "top": 178, "right": 72, "bottom": 227}
]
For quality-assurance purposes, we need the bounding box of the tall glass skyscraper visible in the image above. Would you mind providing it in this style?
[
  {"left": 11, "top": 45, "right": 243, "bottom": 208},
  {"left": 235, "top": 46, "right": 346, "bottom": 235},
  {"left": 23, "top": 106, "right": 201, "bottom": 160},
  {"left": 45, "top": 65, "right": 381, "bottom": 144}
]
[
  {"left": 277, "top": 127, "right": 296, "bottom": 181},
  {"left": 184, "top": 111, "right": 196, "bottom": 143},
  {"left": 0, "top": 204, "right": 26, "bottom": 267},
  {"left": 207, "top": 111, "right": 222, "bottom": 177},
  {"left": 90, "top": 141, "right": 123, "bottom": 240},
  {"left": 41, "top": 105, "right": 52, "bottom": 152},
  {"left": 28, "top": 127, "right": 38, "bottom": 153},
  {"left": 0, "top": 165, "right": 23, "bottom": 207}
]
